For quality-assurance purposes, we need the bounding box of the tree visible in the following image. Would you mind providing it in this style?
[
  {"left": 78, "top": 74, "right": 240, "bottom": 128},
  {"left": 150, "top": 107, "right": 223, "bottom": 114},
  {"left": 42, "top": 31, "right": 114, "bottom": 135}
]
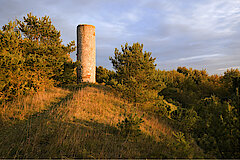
[
  {"left": 0, "top": 21, "right": 27, "bottom": 102},
  {"left": 222, "top": 69, "right": 240, "bottom": 98},
  {"left": 17, "top": 13, "right": 75, "bottom": 84},
  {"left": 195, "top": 96, "right": 240, "bottom": 158},
  {"left": 0, "top": 13, "right": 76, "bottom": 102},
  {"left": 109, "top": 43, "right": 164, "bottom": 104}
]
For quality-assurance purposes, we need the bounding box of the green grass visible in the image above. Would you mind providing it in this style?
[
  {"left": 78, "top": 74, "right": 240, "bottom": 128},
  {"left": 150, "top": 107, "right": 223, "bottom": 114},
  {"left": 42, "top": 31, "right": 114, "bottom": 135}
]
[{"left": 0, "top": 84, "right": 204, "bottom": 158}]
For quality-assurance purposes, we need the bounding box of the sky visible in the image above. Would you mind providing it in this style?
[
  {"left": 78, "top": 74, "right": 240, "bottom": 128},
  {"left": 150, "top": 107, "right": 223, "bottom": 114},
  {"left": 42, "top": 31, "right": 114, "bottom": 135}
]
[{"left": 0, "top": 0, "right": 240, "bottom": 75}]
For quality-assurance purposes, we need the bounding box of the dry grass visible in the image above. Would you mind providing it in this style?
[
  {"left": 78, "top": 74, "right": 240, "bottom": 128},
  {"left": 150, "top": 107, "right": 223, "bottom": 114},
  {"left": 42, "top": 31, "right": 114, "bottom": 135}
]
[
  {"left": 140, "top": 115, "right": 173, "bottom": 141},
  {"left": 57, "top": 86, "right": 173, "bottom": 142},
  {"left": 61, "top": 86, "right": 128, "bottom": 124},
  {"left": 0, "top": 87, "right": 70, "bottom": 122},
  {"left": 0, "top": 84, "right": 204, "bottom": 158}
]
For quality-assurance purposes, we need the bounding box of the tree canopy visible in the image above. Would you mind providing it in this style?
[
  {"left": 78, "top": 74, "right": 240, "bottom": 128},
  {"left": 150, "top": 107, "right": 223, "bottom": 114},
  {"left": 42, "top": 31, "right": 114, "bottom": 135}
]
[
  {"left": 0, "top": 13, "right": 76, "bottom": 102},
  {"left": 109, "top": 43, "right": 165, "bottom": 103}
]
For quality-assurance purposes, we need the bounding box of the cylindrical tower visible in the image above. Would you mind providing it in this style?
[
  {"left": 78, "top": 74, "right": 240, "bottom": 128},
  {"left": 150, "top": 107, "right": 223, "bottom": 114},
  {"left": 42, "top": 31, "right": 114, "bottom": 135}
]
[{"left": 77, "top": 24, "right": 96, "bottom": 83}]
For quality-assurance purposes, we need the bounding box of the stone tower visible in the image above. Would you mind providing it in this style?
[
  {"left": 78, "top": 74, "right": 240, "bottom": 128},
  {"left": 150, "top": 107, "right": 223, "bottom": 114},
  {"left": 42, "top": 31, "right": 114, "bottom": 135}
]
[{"left": 77, "top": 24, "right": 96, "bottom": 83}]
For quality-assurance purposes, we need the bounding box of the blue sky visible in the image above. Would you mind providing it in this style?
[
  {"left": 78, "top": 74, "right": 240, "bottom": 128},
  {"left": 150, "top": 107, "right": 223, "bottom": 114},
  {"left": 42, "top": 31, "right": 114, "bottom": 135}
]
[{"left": 1, "top": 0, "right": 240, "bottom": 75}]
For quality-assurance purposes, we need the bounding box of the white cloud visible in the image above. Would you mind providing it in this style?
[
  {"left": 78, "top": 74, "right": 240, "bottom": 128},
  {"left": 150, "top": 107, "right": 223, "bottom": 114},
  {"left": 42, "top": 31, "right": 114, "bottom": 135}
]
[
  {"left": 218, "top": 66, "right": 240, "bottom": 71},
  {"left": 178, "top": 54, "right": 223, "bottom": 61},
  {"left": 146, "top": 0, "right": 240, "bottom": 38}
]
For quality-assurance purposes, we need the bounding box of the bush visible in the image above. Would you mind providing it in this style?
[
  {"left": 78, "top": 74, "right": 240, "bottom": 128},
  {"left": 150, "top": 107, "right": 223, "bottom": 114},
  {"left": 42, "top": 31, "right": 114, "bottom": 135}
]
[
  {"left": 96, "top": 66, "right": 116, "bottom": 84},
  {"left": 117, "top": 112, "right": 144, "bottom": 138}
]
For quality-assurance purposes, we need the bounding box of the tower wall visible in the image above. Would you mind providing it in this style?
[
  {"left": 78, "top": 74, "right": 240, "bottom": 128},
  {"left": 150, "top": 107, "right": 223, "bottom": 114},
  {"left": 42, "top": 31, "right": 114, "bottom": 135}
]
[{"left": 77, "top": 24, "right": 96, "bottom": 83}]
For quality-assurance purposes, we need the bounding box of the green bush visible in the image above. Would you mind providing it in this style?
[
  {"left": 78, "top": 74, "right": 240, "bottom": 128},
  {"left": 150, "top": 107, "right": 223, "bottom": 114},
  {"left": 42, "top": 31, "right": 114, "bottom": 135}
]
[
  {"left": 117, "top": 112, "right": 144, "bottom": 138},
  {"left": 96, "top": 66, "right": 116, "bottom": 84}
]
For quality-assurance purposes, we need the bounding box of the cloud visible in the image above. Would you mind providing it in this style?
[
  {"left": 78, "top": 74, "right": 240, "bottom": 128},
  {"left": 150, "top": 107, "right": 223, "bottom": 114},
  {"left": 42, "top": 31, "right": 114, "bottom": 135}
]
[
  {"left": 1, "top": 0, "right": 240, "bottom": 74},
  {"left": 178, "top": 54, "right": 223, "bottom": 62},
  {"left": 218, "top": 66, "right": 240, "bottom": 71}
]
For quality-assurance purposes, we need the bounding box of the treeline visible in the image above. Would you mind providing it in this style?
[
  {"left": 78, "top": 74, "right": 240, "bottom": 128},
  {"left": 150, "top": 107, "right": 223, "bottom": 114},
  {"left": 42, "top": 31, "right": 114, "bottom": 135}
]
[
  {"left": 0, "top": 13, "right": 77, "bottom": 102},
  {"left": 97, "top": 43, "right": 240, "bottom": 158}
]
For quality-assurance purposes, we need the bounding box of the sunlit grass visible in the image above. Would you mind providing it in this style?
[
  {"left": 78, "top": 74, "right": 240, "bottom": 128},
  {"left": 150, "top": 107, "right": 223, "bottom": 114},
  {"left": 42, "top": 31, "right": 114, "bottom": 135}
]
[
  {"left": 0, "top": 87, "right": 70, "bottom": 122},
  {"left": 0, "top": 84, "right": 204, "bottom": 158}
]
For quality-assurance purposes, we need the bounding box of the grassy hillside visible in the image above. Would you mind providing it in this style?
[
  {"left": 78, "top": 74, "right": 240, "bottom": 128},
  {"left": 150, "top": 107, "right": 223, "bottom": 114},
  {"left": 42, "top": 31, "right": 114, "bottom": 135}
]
[{"left": 0, "top": 84, "right": 204, "bottom": 159}]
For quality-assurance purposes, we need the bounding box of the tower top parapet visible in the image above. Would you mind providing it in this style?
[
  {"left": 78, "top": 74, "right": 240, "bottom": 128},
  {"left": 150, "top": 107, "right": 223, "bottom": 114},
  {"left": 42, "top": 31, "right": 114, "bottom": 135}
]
[{"left": 77, "top": 24, "right": 95, "bottom": 28}]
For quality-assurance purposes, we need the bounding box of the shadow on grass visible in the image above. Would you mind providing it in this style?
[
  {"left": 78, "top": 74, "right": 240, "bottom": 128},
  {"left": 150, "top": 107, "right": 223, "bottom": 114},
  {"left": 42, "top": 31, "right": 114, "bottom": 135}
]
[
  {"left": 0, "top": 114, "right": 170, "bottom": 159},
  {"left": 0, "top": 83, "right": 190, "bottom": 159}
]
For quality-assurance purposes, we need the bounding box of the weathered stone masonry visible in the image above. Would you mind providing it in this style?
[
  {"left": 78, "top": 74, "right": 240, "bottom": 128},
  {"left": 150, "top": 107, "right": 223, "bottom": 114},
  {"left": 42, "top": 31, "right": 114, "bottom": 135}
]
[{"left": 77, "top": 24, "right": 96, "bottom": 83}]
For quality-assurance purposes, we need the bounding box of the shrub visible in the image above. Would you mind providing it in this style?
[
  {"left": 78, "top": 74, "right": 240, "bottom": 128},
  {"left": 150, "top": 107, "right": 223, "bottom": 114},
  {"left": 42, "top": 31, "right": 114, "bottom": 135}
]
[{"left": 117, "top": 112, "right": 144, "bottom": 138}]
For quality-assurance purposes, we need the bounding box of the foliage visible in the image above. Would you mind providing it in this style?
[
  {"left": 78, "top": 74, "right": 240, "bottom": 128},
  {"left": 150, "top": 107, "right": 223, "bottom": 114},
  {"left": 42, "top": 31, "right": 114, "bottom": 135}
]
[
  {"left": 96, "top": 66, "right": 116, "bottom": 84},
  {"left": 117, "top": 112, "right": 144, "bottom": 138},
  {"left": 59, "top": 61, "right": 77, "bottom": 85},
  {"left": 195, "top": 96, "right": 239, "bottom": 158},
  {"left": 17, "top": 13, "right": 76, "bottom": 84},
  {"left": 171, "top": 131, "right": 195, "bottom": 158},
  {"left": 107, "top": 45, "right": 239, "bottom": 158},
  {"left": 109, "top": 43, "right": 165, "bottom": 104},
  {"left": 160, "top": 67, "right": 240, "bottom": 158},
  {"left": 222, "top": 68, "right": 240, "bottom": 99},
  {"left": 0, "top": 13, "right": 76, "bottom": 103},
  {"left": 171, "top": 108, "right": 199, "bottom": 133}
]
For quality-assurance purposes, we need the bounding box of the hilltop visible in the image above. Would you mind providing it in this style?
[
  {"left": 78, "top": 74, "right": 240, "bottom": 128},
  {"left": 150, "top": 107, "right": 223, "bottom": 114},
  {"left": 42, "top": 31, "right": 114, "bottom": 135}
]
[
  {"left": 0, "top": 84, "right": 203, "bottom": 159},
  {"left": 1, "top": 13, "right": 239, "bottom": 159}
]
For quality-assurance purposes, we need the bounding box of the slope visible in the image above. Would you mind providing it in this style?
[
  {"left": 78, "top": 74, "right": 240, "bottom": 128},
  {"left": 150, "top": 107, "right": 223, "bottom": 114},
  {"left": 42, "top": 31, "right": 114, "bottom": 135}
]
[{"left": 0, "top": 84, "right": 203, "bottom": 158}]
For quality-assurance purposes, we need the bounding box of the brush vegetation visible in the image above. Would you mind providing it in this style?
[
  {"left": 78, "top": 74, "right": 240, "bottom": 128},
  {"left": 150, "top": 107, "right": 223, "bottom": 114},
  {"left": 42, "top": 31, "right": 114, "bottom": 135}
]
[{"left": 0, "top": 13, "right": 239, "bottom": 159}]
